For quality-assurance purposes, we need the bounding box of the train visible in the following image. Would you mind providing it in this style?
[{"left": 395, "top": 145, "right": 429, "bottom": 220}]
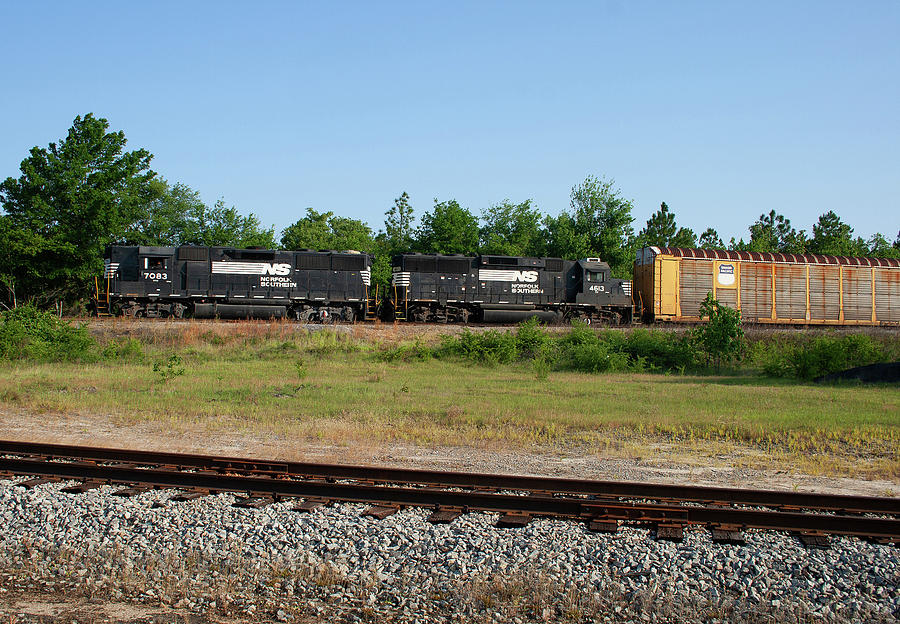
[{"left": 96, "top": 244, "right": 900, "bottom": 326}]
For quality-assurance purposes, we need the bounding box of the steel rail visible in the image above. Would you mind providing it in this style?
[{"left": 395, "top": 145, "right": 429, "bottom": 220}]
[
  {"left": 1, "top": 440, "right": 897, "bottom": 516},
  {"left": 0, "top": 456, "right": 898, "bottom": 540}
]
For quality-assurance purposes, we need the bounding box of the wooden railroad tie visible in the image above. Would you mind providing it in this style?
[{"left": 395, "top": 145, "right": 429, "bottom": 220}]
[
  {"left": 112, "top": 486, "right": 150, "bottom": 498},
  {"left": 61, "top": 481, "right": 104, "bottom": 494},
  {"left": 710, "top": 524, "right": 745, "bottom": 545},
  {"left": 232, "top": 496, "right": 274, "bottom": 509},
  {"left": 495, "top": 513, "right": 532, "bottom": 529},
  {"left": 15, "top": 477, "right": 58, "bottom": 490},
  {"left": 427, "top": 508, "right": 463, "bottom": 524},
  {"left": 292, "top": 499, "right": 329, "bottom": 513},
  {"left": 655, "top": 523, "right": 685, "bottom": 542},
  {"left": 587, "top": 519, "right": 618, "bottom": 534},
  {"left": 363, "top": 505, "right": 401, "bottom": 519},
  {"left": 797, "top": 532, "right": 831, "bottom": 550}
]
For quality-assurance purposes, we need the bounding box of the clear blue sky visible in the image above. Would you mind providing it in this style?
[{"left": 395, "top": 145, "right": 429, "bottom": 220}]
[{"left": 1, "top": 1, "right": 897, "bottom": 243}]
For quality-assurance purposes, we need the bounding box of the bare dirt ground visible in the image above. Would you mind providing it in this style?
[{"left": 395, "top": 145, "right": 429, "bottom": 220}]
[{"left": 0, "top": 597, "right": 199, "bottom": 624}]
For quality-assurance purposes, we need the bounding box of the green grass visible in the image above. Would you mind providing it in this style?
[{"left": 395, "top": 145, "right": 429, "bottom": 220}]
[{"left": 1, "top": 333, "right": 897, "bottom": 478}]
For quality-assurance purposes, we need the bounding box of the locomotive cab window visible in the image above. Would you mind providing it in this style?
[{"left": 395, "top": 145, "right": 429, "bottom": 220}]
[
  {"left": 144, "top": 257, "right": 166, "bottom": 270},
  {"left": 585, "top": 270, "right": 605, "bottom": 282}
]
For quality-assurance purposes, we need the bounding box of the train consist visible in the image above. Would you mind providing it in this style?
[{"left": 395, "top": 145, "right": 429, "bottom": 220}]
[
  {"left": 98, "top": 245, "right": 374, "bottom": 322},
  {"left": 97, "top": 244, "right": 900, "bottom": 326}
]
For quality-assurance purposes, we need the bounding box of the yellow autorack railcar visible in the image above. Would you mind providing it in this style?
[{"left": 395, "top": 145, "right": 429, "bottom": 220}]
[{"left": 633, "top": 247, "right": 900, "bottom": 326}]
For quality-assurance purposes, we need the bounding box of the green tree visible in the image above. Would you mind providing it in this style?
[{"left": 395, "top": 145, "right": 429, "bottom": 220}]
[
  {"left": 744, "top": 210, "right": 807, "bottom": 254},
  {"left": 543, "top": 211, "right": 592, "bottom": 261},
  {"left": 698, "top": 227, "right": 726, "bottom": 250},
  {"left": 129, "top": 179, "right": 204, "bottom": 246},
  {"left": 691, "top": 293, "right": 744, "bottom": 373},
  {"left": 866, "top": 233, "right": 900, "bottom": 258},
  {"left": 0, "top": 113, "right": 156, "bottom": 306},
  {"left": 808, "top": 211, "right": 865, "bottom": 256},
  {"left": 415, "top": 199, "right": 479, "bottom": 254},
  {"left": 130, "top": 179, "right": 275, "bottom": 249},
  {"left": 638, "top": 202, "right": 696, "bottom": 248},
  {"left": 281, "top": 208, "right": 373, "bottom": 252},
  {"left": 384, "top": 192, "right": 415, "bottom": 253},
  {"left": 182, "top": 199, "right": 276, "bottom": 248},
  {"left": 568, "top": 175, "right": 636, "bottom": 277},
  {"left": 479, "top": 199, "right": 545, "bottom": 256}
]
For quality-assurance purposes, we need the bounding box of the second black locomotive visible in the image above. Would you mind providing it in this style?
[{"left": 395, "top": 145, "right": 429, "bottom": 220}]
[{"left": 389, "top": 254, "right": 633, "bottom": 324}]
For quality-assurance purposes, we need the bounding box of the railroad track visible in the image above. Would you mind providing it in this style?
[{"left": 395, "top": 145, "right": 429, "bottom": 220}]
[{"left": 1, "top": 440, "right": 897, "bottom": 547}]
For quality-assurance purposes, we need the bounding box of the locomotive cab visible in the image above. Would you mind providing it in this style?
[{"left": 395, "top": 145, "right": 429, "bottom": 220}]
[
  {"left": 100, "top": 246, "right": 179, "bottom": 317},
  {"left": 572, "top": 258, "right": 634, "bottom": 322},
  {"left": 137, "top": 247, "right": 175, "bottom": 299}
]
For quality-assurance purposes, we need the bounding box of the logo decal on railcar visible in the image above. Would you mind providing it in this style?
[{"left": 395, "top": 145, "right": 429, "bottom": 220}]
[{"left": 717, "top": 263, "right": 736, "bottom": 286}]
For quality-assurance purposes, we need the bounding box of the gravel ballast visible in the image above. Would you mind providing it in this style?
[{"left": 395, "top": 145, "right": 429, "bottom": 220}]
[{"left": 0, "top": 478, "right": 897, "bottom": 623}]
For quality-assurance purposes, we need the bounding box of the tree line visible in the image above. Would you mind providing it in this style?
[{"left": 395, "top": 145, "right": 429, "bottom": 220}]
[{"left": 1, "top": 114, "right": 898, "bottom": 308}]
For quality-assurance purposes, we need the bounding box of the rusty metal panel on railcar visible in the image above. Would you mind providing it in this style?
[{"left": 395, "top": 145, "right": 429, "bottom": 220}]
[
  {"left": 809, "top": 265, "right": 840, "bottom": 321},
  {"left": 875, "top": 268, "right": 900, "bottom": 322},
  {"left": 740, "top": 262, "right": 771, "bottom": 321},
  {"left": 679, "top": 259, "right": 713, "bottom": 318},
  {"left": 775, "top": 264, "right": 807, "bottom": 321},
  {"left": 842, "top": 267, "right": 873, "bottom": 322}
]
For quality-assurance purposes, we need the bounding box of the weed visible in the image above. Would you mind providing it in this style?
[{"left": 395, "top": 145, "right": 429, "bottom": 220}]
[
  {"left": 152, "top": 354, "right": 185, "bottom": 383},
  {"left": 295, "top": 359, "right": 308, "bottom": 383},
  {"left": 533, "top": 356, "right": 551, "bottom": 381}
]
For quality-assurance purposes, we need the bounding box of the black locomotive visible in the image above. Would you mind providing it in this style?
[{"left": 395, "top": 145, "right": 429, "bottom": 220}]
[
  {"left": 389, "top": 254, "right": 633, "bottom": 324},
  {"left": 98, "top": 245, "right": 374, "bottom": 322}
]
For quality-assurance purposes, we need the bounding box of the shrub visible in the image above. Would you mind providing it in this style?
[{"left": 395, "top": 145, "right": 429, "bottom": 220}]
[
  {"left": 760, "top": 334, "right": 888, "bottom": 380},
  {"left": 559, "top": 320, "right": 597, "bottom": 348},
  {"left": 0, "top": 305, "right": 98, "bottom": 362},
  {"left": 515, "top": 318, "right": 552, "bottom": 360},
  {"left": 440, "top": 330, "right": 518, "bottom": 365},
  {"left": 376, "top": 339, "right": 434, "bottom": 362},
  {"left": 690, "top": 293, "right": 744, "bottom": 372},
  {"left": 101, "top": 337, "right": 145, "bottom": 362},
  {"left": 621, "top": 329, "right": 693, "bottom": 373},
  {"left": 565, "top": 340, "right": 633, "bottom": 373}
]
